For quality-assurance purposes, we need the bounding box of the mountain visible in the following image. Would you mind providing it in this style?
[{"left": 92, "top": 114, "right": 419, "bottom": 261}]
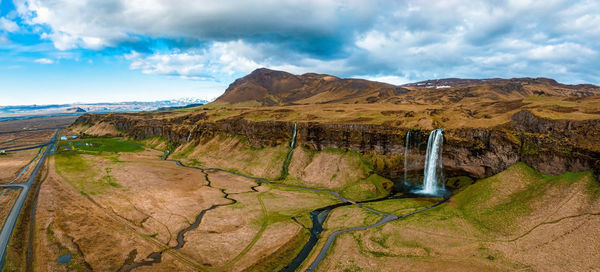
[
  {"left": 214, "top": 68, "right": 409, "bottom": 105},
  {"left": 0, "top": 98, "right": 209, "bottom": 116},
  {"left": 214, "top": 68, "right": 600, "bottom": 106},
  {"left": 66, "top": 107, "right": 86, "bottom": 113}
]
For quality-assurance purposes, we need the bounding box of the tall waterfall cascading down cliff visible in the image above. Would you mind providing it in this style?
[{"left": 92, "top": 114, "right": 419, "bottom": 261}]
[
  {"left": 417, "top": 128, "right": 445, "bottom": 195},
  {"left": 404, "top": 130, "right": 411, "bottom": 183}
]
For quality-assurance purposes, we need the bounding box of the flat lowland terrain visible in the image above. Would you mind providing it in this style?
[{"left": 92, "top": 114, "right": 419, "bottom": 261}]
[
  {"left": 35, "top": 137, "right": 342, "bottom": 271},
  {"left": 0, "top": 115, "right": 78, "bottom": 133},
  {"left": 0, "top": 148, "right": 41, "bottom": 183},
  {"left": 0, "top": 115, "right": 68, "bottom": 183},
  {"left": 0, "top": 188, "right": 20, "bottom": 227},
  {"left": 0, "top": 130, "right": 55, "bottom": 150}
]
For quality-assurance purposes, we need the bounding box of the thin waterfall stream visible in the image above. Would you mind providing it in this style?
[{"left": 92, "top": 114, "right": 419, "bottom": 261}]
[
  {"left": 290, "top": 122, "right": 297, "bottom": 148},
  {"left": 278, "top": 122, "right": 297, "bottom": 180},
  {"left": 404, "top": 130, "right": 411, "bottom": 184}
]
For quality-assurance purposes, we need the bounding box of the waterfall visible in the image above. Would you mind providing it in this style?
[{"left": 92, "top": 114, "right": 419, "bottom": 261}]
[
  {"left": 279, "top": 122, "right": 297, "bottom": 180},
  {"left": 187, "top": 125, "right": 199, "bottom": 142},
  {"left": 419, "top": 128, "right": 445, "bottom": 195},
  {"left": 404, "top": 130, "right": 411, "bottom": 183},
  {"left": 290, "top": 122, "right": 297, "bottom": 148}
]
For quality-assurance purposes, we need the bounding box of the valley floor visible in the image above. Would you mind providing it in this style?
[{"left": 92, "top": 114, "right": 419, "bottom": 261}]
[{"left": 0, "top": 134, "right": 598, "bottom": 271}]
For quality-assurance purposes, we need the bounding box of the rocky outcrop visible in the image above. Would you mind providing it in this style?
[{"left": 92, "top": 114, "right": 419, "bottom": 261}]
[{"left": 73, "top": 110, "right": 600, "bottom": 179}]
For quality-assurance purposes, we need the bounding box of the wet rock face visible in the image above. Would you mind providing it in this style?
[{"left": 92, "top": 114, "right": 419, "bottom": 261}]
[
  {"left": 74, "top": 110, "right": 600, "bottom": 180},
  {"left": 443, "top": 128, "right": 521, "bottom": 179}
]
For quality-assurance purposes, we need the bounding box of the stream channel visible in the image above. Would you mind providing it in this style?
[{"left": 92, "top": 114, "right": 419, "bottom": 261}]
[{"left": 120, "top": 123, "right": 450, "bottom": 271}]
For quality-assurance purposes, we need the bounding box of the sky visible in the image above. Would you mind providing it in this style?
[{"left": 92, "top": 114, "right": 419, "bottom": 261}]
[{"left": 1, "top": 0, "right": 599, "bottom": 106}]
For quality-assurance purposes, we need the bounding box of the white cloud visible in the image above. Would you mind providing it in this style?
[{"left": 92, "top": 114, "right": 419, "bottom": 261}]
[
  {"left": 362, "top": 75, "right": 411, "bottom": 85},
  {"left": 10, "top": 0, "right": 600, "bottom": 84},
  {"left": 14, "top": 0, "right": 378, "bottom": 51},
  {"left": 0, "top": 17, "right": 19, "bottom": 32},
  {"left": 125, "top": 40, "right": 359, "bottom": 80},
  {"left": 34, "top": 58, "right": 54, "bottom": 64},
  {"left": 125, "top": 40, "right": 263, "bottom": 80},
  {"left": 527, "top": 42, "right": 596, "bottom": 61}
]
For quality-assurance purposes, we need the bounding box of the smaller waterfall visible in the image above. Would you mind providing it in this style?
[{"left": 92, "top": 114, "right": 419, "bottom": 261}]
[
  {"left": 404, "top": 130, "right": 411, "bottom": 183},
  {"left": 279, "top": 122, "right": 297, "bottom": 180},
  {"left": 187, "top": 125, "right": 199, "bottom": 142},
  {"left": 290, "top": 122, "right": 297, "bottom": 148},
  {"left": 418, "top": 128, "right": 445, "bottom": 195}
]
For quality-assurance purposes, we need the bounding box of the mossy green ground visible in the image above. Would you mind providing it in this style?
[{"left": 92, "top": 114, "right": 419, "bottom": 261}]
[
  {"left": 54, "top": 138, "right": 141, "bottom": 195},
  {"left": 60, "top": 137, "right": 144, "bottom": 153},
  {"left": 314, "top": 162, "right": 598, "bottom": 271},
  {"left": 171, "top": 134, "right": 288, "bottom": 179}
]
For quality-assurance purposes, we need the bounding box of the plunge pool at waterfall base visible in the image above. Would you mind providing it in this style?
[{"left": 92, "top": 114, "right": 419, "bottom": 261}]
[
  {"left": 412, "top": 186, "right": 450, "bottom": 197},
  {"left": 394, "top": 174, "right": 452, "bottom": 198}
]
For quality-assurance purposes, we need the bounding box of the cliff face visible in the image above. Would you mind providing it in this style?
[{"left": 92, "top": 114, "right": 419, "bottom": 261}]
[
  {"left": 73, "top": 110, "right": 600, "bottom": 179},
  {"left": 510, "top": 110, "right": 600, "bottom": 176}
]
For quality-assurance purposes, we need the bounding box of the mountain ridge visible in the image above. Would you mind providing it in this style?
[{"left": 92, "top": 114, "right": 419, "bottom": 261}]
[{"left": 214, "top": 68, "right": 600, "bottom": 106}]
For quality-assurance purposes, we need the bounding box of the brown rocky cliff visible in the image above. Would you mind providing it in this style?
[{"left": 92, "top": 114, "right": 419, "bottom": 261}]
[{"left": 73, "top": 110, "right": 599, "bottom": 179}]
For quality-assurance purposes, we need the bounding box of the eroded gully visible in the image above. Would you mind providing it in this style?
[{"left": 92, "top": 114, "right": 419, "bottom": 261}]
[{"left": 118, "top": 165, "right": 257, "bottom": 271}]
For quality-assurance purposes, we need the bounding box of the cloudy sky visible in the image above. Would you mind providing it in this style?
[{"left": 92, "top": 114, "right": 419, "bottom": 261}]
[{"left": 1, "top": 0, "right": 599, "bottom": 105}]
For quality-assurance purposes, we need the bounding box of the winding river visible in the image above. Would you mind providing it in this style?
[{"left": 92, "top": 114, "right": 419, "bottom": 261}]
[{"left": 121, "top": 124, "right": 450, "bottom": 271}]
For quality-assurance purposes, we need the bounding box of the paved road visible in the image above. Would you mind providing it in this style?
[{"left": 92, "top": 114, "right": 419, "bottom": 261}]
[
  {"left": 0, "top": 129, "right": 58, "bottom": 270},
  {"left": 3, "top": 142, "right": 50, "bottom": 152},
  {"left": 0, "top": 147, "right": 43, "bottom": 198}
]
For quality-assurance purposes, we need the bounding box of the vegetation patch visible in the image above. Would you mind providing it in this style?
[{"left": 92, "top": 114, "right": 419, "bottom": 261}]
[
  {"left": 340, "top": 174, "right": 393, "bottom": 201},
  {"left": 404, "top": 163, "right": 591, "bottom": 237},
  {"left": 55, "top": 153, "right": 120, "bottom": 195},
  {"left": 172, "top": 134, "right": 288, "bottom": 179},
  {"left": 246, "top": 229, "right": 310, "bottom": 272},
  {"left": 445, "top": 176, "right": 475, "bottom": 193},
  {"left": 64, "top": 138, "right": 143, "bottom": 153}
]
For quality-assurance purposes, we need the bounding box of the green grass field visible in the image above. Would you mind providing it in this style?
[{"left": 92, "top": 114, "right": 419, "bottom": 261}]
[{"left": 60, "top": 138, "right": 144, "bottom": 153}]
